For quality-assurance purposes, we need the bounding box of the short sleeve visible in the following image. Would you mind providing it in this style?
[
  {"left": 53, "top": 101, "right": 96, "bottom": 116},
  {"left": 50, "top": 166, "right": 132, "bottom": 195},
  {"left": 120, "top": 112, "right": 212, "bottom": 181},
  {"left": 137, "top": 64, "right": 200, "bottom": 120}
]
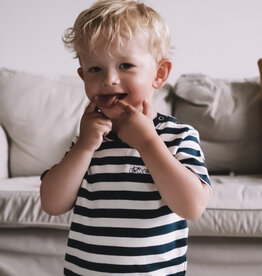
[{"left": 173, "top": 126, "right": 211, "bottom": 187}]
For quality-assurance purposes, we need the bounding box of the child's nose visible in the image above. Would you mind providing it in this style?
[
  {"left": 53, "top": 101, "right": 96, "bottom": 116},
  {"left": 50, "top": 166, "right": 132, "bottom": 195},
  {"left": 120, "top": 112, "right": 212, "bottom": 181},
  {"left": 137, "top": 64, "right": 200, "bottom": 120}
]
[{"left": 103, "top": 70, "right": 120, "bottom": 86}]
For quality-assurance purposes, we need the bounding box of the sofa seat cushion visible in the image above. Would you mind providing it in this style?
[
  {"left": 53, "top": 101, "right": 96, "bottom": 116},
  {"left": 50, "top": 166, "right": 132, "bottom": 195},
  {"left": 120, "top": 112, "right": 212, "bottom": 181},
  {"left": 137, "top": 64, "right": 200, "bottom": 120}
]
[
  {"left": 189, "top": 175, "right": 262, "bottom": 237},
  {"left": 0, "top": 176, "right": 71, "bottom": 229},
  {"left": 1, "top": 175, "right": 262, "bottom": 238}
]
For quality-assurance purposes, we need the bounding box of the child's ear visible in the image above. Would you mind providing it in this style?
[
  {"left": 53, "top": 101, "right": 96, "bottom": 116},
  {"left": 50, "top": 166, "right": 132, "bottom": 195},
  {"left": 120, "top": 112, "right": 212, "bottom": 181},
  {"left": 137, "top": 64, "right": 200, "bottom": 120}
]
[
  {"left": 77, "top": 67, "right": 84, "bottom": 80},
  {"left": 153, "top": 59, "right": 172, "bottom": 89}
]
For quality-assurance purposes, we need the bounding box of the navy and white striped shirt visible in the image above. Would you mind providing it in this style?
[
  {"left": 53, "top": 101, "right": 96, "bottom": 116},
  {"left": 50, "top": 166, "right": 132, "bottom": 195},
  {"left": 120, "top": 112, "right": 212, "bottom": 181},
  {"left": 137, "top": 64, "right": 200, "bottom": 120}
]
[{"left": 64, "top": 113, "right": 210, "bottom": 275}]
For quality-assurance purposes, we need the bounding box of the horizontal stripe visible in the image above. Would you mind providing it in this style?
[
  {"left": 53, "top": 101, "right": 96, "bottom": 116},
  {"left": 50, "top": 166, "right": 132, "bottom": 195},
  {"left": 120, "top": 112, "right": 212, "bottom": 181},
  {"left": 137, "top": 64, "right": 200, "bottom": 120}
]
[
  {"left": 71, "top": 212, "right": 183, "bottom": 229},
  {"left": 67, "top": 237, "right": 187, "bottom": 256},
  {"left": 165, "top": 138, "right": 183, "bottom": 148},
  {"left": 67, "top": 246, "right": 187, "bottom": 265},
  {"left": 182, "top": 135, "right": 199, "bottom": 144},
  {"left": 64, "top": 267, "right": 81, "bottom": 276},
  {"left": 73, "top": 205, "right": 172, "bottom": 219},
  {"left": 65, "top": 241, "right": 187, "bottom": 267},
  {"left": 180, "top": 157, "right": 205, "bottom": 167},
  {"left": 68, "top": 226, "right": 188, "bottom": 248},
  {"left": 177, "top": 147, "right": 201, "bottom": 156},
  {"left": 196, "top": 173, "right": 211, "bottom": 185},
  {"left": 92, "top": 147, "right": 139, "bottom": 158},
  {"left": 89, "top": 164, "right": 150, "bottom": 175},
  {"left": 85, "top": 172, "right": 153, "bottom": 184},
  {"left": 76, "top": 197, "right": 163, "bottom": 210},
  {"left": 157, "top": 126, "right": 190, "bottom": 135},
  {"left": 98, "top": 140, "right": 129, "bottom": 150},
  {"left": 80, "top": 179, "right": 158, "bottom": 192},
  {"left": 91, "top": 156, "right": 144, "bottom": 166},
  {"left": 70, "top": 220, "right": 187, "bottom": 238},
  {"left": 78, "top": 188, "right": 161, "bottom": 201},
  {"left": 65, "top": 253, "right": 186, "bottom": 273}
]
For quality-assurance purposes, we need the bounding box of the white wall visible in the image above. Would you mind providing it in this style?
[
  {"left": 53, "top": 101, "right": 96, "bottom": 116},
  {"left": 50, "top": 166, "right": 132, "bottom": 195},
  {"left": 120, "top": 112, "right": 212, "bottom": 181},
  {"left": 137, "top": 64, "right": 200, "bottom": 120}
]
[{"left": 1, "top": 0, "right": 262, "bottom": 83}]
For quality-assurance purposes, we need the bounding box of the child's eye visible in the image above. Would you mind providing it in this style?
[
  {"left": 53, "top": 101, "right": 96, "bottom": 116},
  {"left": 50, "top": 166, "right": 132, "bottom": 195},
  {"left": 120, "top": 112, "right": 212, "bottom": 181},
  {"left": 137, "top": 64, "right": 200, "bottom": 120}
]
[
  {"left": 88, "top": 66, "right": 101, "bottom": 73},
  {"left": 119, "top": 63, "right": 133, "bottom": 70}
]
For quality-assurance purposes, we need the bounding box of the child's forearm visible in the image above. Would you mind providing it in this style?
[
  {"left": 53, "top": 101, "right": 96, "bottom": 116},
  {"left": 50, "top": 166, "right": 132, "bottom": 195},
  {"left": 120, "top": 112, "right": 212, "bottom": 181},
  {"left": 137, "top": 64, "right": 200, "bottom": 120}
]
[
  {"left": 40, "top": 142, "right": 93, "bottom": 216},
  {"left": 138, "top": 136, "right": 210, "bottom": 220}
]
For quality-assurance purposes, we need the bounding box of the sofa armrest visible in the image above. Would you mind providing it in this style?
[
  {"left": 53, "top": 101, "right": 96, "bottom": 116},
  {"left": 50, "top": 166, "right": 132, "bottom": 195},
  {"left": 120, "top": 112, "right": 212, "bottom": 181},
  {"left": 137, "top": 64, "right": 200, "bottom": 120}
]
[{"left": 0, "top": 125, "right": 9, "bottom": 179}]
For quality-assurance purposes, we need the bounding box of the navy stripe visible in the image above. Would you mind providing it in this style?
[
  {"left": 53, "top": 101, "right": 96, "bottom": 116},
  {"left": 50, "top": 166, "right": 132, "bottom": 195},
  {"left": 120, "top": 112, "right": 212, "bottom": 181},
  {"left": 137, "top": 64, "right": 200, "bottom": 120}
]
[
  {"left": 78, "top": 188, "right": 161, "bottom": 201},
  {"left": 70, "top": 220, "right": 187, "bottom": 238},
  {"left": 165, "top": 138, "right": 183, "bottom": 148},
  {"left": 196, "top": 173, "right": 211, "bottom": 185},
  {"left": 64, "top": 268, "right": 81, "bottom": 276},
  {"left": 180, "top": 158, "right": 205, "bottom": 167},
  {"left": 67, "top": 237, "right": 187, "bottom": 256},
  {"left": 85, "top": 172, "right": 153, "bottom": 184},
  {"left": 167, "top": 272, "right": 186, "bottom": 276},
  {"left": 90, "top": 156, "right": 144, "bottom": 166},
  {"left": 98, "top": 140, "right": 130, "bottom": 150},
  {"left": 74, "top": 205, "right": 172, "bottom": 219},
  {"left": 65, "top": 253, "right": 186, "bottom": 273},
  {"left": 177, "top": 147, "right": 201, "bottom": 156},
  {"left": 183, "top": 135, "right": 199, "bottom": 144},
  {"left": 157, "top": 126, "right": 190, "bottom": 135}
]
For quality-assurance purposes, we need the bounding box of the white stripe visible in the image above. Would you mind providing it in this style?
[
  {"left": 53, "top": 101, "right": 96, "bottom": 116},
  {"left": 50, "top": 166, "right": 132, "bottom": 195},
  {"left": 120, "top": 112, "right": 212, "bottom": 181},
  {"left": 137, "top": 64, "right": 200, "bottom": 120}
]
[
  {"left": 66, "top": 244, "right": 187, "bottom": 266},
  {"left": 81, "top": 179, "right": 158, "bottom": 192},
  {"left": 94, "top": 147, "right": 140, "bottom": 158},
  {"left": 156, "top": 120, "right": 191, "bottom": 130},
  {"left": 89, "top": 164, "right": 148, "bottom": 174},
  {"left": 76, "top": 197, "right": 164, "bottom": 210},
  {"left": 160, "top": 132, "right": 190, "bottom": 142},
  {"left": 68, "top": 227, "right": 188, "bottom": 248},
  {"left": 146, "top": 261, "right": 187, "bottom": 276},
  {"left": 72, "top": 212, "right": 183, "bottom": 229}
]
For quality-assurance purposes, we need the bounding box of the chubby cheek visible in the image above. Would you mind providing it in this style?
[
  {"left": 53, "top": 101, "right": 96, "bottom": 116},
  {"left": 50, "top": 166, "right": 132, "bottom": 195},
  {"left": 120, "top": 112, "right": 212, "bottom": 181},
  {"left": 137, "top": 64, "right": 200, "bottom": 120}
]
[
  {"left": 129, "top": 80, "right": 155, "bottom": 105},
  {"left": 83, "top": 82, "right": 96, "bottom": 101}
]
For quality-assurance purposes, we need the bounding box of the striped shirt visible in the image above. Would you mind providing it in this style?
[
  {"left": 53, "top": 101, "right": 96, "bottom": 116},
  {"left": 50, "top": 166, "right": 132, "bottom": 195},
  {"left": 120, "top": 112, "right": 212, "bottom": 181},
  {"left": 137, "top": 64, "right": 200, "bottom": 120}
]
[{"left": 64, "top": 113, "right": 210, "bottom": 275}]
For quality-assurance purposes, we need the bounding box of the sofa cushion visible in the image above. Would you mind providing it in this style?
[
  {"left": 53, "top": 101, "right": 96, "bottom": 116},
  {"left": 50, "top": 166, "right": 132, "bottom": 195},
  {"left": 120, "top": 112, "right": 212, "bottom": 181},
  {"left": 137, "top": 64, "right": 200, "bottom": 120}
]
[
  {"left": 0, "top": 176, "right": 71, "bottom": 229},
  {"left": 173, "top": 74, "right": 262, "bottom": 174},
  {"left": 189, "top": 175, "right": 262, "bottom": 237},
  {"left": 0, "top": 68, "right": 88, "bottom": 177}
]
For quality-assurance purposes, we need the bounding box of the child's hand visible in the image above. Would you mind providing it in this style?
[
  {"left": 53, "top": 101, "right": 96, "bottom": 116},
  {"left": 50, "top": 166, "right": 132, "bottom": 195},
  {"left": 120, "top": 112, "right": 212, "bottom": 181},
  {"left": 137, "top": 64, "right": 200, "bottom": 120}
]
[
  {"left": 112, "top": 100, "right": 158, "bottom": 150},
  {"left": 79, "top": 100, "right": 112, "bottom": 152}
]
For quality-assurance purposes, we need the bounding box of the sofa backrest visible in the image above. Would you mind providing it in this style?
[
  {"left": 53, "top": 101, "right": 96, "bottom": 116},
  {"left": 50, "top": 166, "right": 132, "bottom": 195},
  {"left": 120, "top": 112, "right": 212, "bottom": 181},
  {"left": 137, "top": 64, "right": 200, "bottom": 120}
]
[
  {"left": 173, "top": 63, "right": 262, "bottom": 174},
  {"left": 1, "top": 65, "right": 261, "bottom": 177}
]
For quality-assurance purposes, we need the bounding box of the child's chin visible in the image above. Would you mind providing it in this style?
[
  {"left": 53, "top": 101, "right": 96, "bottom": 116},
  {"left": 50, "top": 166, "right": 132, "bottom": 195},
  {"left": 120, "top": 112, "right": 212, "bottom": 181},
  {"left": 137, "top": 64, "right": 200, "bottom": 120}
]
[{"left": 100, "top": 107, "right": 122, "bottom": 119}]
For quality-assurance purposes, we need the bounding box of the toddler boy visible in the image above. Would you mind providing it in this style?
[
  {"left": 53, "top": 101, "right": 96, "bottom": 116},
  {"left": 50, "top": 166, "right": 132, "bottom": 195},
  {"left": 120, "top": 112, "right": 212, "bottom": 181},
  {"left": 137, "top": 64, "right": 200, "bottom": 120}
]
[{"left": 40, "top": 0, "right": 211, "bottom": 275}]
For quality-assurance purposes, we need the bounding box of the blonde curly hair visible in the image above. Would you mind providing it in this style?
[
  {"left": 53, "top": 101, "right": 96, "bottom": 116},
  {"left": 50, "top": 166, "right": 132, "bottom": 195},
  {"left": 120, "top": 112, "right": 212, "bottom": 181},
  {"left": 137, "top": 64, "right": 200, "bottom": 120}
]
[{"left": 63, "top": 0, "right": 171, "bottom": 62}]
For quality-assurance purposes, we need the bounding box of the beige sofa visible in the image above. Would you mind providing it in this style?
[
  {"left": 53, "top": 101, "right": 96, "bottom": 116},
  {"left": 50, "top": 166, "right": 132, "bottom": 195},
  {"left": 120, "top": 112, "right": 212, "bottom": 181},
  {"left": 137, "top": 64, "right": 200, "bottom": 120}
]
[{"left": 0, "top": 64, "right": 261, "bottom": 276}]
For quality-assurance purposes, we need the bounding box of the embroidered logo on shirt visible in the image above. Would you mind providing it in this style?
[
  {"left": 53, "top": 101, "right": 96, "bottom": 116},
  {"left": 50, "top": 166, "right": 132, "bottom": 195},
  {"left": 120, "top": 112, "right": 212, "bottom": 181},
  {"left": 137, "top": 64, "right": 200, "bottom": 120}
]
[{"left": 129, "top": 166, "right": 149, "bottom": 174}]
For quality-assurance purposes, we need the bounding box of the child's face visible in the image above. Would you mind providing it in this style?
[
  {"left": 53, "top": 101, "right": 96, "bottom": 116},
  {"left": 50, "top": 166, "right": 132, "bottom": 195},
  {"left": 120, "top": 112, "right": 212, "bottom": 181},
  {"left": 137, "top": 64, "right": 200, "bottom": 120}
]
[{"left": 77, "top": 32, "right": 159, "bottom": 119}]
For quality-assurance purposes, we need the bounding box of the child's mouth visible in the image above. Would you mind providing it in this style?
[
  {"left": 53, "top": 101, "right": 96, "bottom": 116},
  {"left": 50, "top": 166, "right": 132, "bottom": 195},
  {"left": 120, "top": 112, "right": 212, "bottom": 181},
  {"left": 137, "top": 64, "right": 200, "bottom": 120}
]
[{"left": 96, "top": 93, "right": 127, "bottom": 108}]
